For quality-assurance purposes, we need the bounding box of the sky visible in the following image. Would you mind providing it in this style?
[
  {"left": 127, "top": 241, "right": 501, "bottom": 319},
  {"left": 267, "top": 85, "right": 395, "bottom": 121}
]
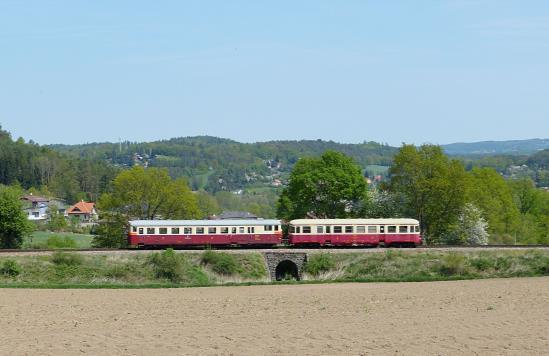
[{"left": 1, "top": 1, "right": 548, "bottom": 146}]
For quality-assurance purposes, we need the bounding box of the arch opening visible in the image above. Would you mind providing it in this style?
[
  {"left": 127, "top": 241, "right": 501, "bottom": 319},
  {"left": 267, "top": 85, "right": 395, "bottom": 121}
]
[{"left": 275, "top": 260, "right": 299, "bottom": 281}]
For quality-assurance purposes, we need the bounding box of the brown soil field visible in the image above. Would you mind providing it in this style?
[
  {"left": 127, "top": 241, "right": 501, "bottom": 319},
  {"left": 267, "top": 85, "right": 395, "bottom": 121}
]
[{"left": 1, "top": 277, "right": 548, "bottom": 355}]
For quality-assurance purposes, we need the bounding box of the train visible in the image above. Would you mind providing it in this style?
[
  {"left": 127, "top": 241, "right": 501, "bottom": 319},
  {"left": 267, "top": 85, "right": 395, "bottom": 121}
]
[{"left": 128, "top": 218, "right": 422, "bottom": 248}]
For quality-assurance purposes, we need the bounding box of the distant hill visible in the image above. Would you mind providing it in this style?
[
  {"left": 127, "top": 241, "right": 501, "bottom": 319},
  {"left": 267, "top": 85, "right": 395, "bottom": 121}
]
[
  {"left": 442, "top": 139, "right": 549, "bottom": 156},
  {"left": 50, "top": 136, "right": 397, "bottom": 192}
]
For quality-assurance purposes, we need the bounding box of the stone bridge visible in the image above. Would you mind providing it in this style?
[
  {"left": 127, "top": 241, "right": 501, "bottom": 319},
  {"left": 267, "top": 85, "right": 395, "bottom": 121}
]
[{"left": 263, "top": 252, "right": 308, "bottom": 281}]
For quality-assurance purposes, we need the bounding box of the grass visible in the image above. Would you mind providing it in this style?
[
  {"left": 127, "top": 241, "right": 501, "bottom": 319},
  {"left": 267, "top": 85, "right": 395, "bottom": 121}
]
[
  {"left": 23, "top": 231, "right": 94, "bottom": 249},
  {"left": 0, "top": 249, "right": 548, "bottom": 288}
]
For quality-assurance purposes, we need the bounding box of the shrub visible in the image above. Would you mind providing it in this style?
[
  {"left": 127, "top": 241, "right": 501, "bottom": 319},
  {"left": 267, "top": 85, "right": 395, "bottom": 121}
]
[
  {"left": 201, "top": 250, "right": 239, "bottom": 275},
  {"left": 51, "top": 251, "right": 84, "bottom": 266},
  {"left": 439, "top": 253, "right": 466, "bottom": 276},
  {"left": 469, "top": 257, "right": 493, "bottom": 271},
  {"left": 0, "top": 259, "right": 21, "bottom": 277},
  {"left": 46, "top": 236, "right": 77, "bottom": 249},
  {"left": 148, "top": 248, "right": 185, "bottom": 282},
  {"left": 305, "top": 253, "right": 336, "bottom": 276}
]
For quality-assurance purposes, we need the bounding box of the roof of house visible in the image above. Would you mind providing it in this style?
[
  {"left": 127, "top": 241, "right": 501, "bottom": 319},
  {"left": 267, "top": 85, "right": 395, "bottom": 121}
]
[
  {"left": 68, "top": 201, "right": 96, "bottom": 215},
  {"left": 210, "top": 211, "right": 259, "bottom": 220},
  {"left": 21, "top": 194, "right": 50, "bottom": 203}
]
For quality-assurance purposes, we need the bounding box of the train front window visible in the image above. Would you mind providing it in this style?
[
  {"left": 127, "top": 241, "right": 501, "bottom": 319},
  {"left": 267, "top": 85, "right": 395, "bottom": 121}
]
[
  {"left": 388, "top": 226, "right": 397, "bottom": 233},
  {"left": 345, "top": 226, "right": 353, "bottom": 233},
  {"left": 290, "top": 226, "right": 295, "bottom": 233},
  {"left": 132, "top": 226, "right": 137, "bottom": 232},
  {"left": 316, "top": 226, "right": 323, "bottom": 234},
  {"left": 334, "top": 226, "right": 342, "bottom": 233},
  {"left": 138, "top": 228, "right": 144, "bottom": 234},
  {"left": 399, "top": 226, "right": 408, "bottom": 233},
  {"left": 368, "top": 226, "right": 377, "bottom": 234},
  {"left": 356, "top": 226, "right": 365, "bottom": 233},
  {"left": 302, "top": 226, "right": 311, "bottom": 233},
  {"left": 296, "top": 227, "right": 301, "bottom": 233},
  {"left": 415, "top": 226, "right": 420, "bottom": 233},
  {"left": 184, "top": 227, "right": 192, "bottom": 234},
  {"left": 196, "top": 227, "right": 204, "bottom": 234},
  {"left": 147, "top": 228, "right": 155, "bottom": 234},
  {"left": 159, "top": 228, "right": 168, "bottom": 235}
]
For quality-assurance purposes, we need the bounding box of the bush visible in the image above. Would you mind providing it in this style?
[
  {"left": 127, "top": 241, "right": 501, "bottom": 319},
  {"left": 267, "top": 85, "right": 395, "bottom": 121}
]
[
  {"left": 46, "top": 236, "right": 77, "bottom": 249},
  {"left": 439, "top": 253, "right": 467, "bottom": 276},
  {"left": 469, "top": 257, "right": 493, "bottom": 271},
  {"left": 148, "top": 249, "right": 185, "bottom": 282},
  {"left": 201, "top": 250, "right": 239, "bottom": 275},
  {"left": 305, "top": 253, "right": 336, "bottom": 276},
  {"left": 0, "top": 259, "right": 21, "bottom": 277},
  {"left": 51, "top": 251, "right": 84, "bottom": 266}
]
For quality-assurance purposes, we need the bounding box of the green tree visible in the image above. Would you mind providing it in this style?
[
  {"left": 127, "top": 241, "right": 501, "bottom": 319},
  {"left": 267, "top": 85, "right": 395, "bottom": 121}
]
[
  {"left": 196, "top": 190, "right": 221, "bottom": 218},
  {"left": 99, "top": 166, "right": 200, "bottom": 220},
  {"left": 0, "top": 185, "right": 33, "bottom": 248},
  {"left": 467, "top": 168, "right": 520, "bottom": 240},
  {"left": 388, "top": 144, "right": 469, "bottom": 243},
  {"left": 46, "top": 204, "right": 68, "bottom": 232},
  {"left": 92, "top": 212, "right": 128, "bottom": 248},
  {"left": 276, "top": 151, "right": 368, "bottom": 220}
]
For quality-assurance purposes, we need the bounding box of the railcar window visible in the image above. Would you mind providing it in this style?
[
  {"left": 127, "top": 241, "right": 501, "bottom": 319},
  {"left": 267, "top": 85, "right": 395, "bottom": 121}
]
[
  {"left": 247, "top": 227, "right": 255, "bottom": 233},
  {"left": 196, "top": 227, "right": 204, "bottom": 234},
  {"left": 296, "top": 227, "right": 301, "bottom": 233},
  {"left": 221, "top": 227, "right": 229, "bottom": 234},
  {"left": 264, "top": 225, "right": 273, "bottom": 231},
  {"left": 147, "top": 228, "right": 155, "bottom": 234},
  {"left": 290, "top": 226, "right": 295, "bottom": 233},
  {"left": 184, "top": 227, "right": 192, "bottom": 234},
  {"left": 316, "top": 226, "right": 323, "bottom": 234},
  {"left": 232, "top": 227, "right": 237, "bottom": 234},
  {"left": 274, "top": 225, "right": 279, "bottom": 231},
  {"left": 303, "top": 226, "right": 311, "bottom": 233},
  {"left": 326, "top": 226, "right": 331, "bottom": 233},
  {"left": 132, "top": 226, "right": 137, "bottom": 232},
  {"left": 208, "top": 227, "right": 216, "bottom": 234},
  {"left": 388, "top": 226, "right": 397, "bottom": 233},
  {"left": 171, "top": 228, "right": 179, "bottom": 234},
  {"left": 345, "top": 226, "right": 353, "bottom": 233},
  {"left": 138, "top": 228, "right": 144, "bottom": 234},
  {"left": 334, "top": 226, "right": 342, "bottom": 233},
  {"left": 380, "top": 226, "right": 385, "bottom": 233},
  {"left": 159, "top": 228, "right": 168, "bottom": 235},
  {"left": 356, "top": 226, "right": 366, "bottom": 233},
  {"left": 399, "top": 226, "right": 408, "bottom": 233},
  {"left": 367, "top": 226, "right": 377, "bottom": 233},
  {"left": 239, "top": 227, "right": 245, "bottom": 233}
]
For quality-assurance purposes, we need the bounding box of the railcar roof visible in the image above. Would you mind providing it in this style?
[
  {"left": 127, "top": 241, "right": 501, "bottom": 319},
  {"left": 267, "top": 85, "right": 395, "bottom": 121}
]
[
  {"left": 290, "top": 218, "right": 419, "bottom": 225},
  {"left": 130, "top": 219, "right": 281, "bottom": 227}
]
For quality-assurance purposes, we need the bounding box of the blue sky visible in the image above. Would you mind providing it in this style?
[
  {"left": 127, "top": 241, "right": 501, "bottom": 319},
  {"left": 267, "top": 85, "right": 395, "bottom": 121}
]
[{"left": 1, "top": 1, "right": 548, "bottom": 145}]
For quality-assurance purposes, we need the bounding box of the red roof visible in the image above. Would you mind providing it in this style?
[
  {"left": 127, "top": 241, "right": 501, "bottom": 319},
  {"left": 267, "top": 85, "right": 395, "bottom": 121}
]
[{"left": 68, "top": 201, "right": 96, "bottom": 215}]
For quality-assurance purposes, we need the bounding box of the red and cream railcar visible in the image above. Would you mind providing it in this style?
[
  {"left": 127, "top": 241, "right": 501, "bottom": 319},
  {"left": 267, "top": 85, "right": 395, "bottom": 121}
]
[
  {"left": 128, "top": 219, "right": 282, "bottom": 247},
  {"left": 289, "top": 218, "right": 422, "bottom": 247}
]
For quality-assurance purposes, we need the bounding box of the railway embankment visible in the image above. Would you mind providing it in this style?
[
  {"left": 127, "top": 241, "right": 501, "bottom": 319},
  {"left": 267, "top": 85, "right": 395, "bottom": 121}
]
[{"left": 0, "top": 249, "right": 548, "bottom": 288}]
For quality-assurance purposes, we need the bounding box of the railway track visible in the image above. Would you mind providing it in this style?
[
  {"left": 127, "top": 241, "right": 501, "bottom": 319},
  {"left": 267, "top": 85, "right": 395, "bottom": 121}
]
[{"left": 1, "top": 245, "right": 549, "bottom": 255}]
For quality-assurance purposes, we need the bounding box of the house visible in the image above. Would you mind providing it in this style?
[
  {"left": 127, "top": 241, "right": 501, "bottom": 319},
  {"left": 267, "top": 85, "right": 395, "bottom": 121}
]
[
  {"left": 67, "top": 201, "right": 98, "bottom": 223},
  {"left": 20, "top": 194, "right": 67, "bottom": 221}
]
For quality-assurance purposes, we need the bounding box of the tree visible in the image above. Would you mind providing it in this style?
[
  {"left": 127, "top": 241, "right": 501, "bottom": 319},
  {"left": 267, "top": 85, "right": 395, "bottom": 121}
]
[
  {"left": 441, "top": 204, "right": 488, "bottom": 245},
  {"left": 196, "top": 191, "right": 221, "bottom": 218},
  {"left": 276, "top": 151, "right": 368, "bottom": 220},
  {"left": 99, "top": 166, "right": 200, "bottom": 220},
  {"left": 388, "top": 144, "right": 469, "bottom": 243},
  {"left": 0, "top": 185, "right": 33, "bottom": 248},
  {"left": 467, "top": 168, "right": 520, "bottom": 240}
]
